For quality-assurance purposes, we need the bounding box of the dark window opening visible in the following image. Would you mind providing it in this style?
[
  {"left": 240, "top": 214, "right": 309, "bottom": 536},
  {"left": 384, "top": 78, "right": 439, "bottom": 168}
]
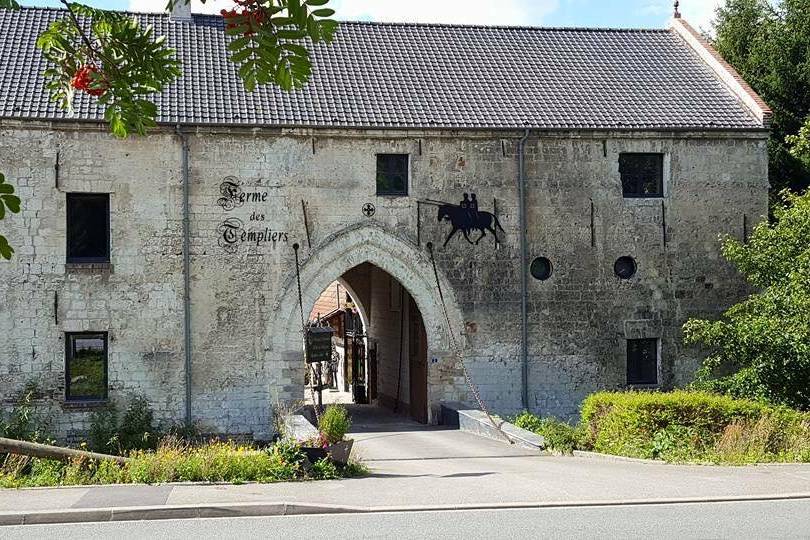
[
  {"left": 627, "top": 338, "right": 658, "bottom": 385},
  {"left": 530, "top": 257, "right": 553, "bottom": 281},
  {"left": 614, "top": 256, "right": 637, "bottom": 280},
  {"left": 376, "top": 154, "right": 408, "bottom": 196},
  {"left": 67, "top": 193, "right": 110, "bottom": 263},
  {"left": 619, "top": 153, "right": 663, "bottom": 198},
  {"left": 65, "top": 332, "right": 108, "bottom": 401}
]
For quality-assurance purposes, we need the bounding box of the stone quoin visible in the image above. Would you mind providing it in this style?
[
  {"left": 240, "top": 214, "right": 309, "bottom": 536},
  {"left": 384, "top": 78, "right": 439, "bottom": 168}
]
[{"left": 0, "top": 8, "right": 770, "bottom": 441}]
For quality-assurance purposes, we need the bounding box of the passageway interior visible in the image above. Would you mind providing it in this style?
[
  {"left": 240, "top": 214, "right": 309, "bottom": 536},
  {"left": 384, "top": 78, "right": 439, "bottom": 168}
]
[{"left": 305, "top": 263, "right": 428, "bottom": 424}]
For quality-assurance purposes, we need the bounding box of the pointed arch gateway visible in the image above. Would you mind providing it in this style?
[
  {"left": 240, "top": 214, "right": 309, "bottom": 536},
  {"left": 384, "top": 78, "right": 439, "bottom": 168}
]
[{"left": 266, "top": 222, "right": 466, "bottom": 424}]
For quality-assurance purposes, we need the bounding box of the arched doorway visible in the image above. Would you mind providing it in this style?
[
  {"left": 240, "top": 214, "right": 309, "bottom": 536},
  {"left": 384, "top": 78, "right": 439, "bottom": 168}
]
[
  {"left": 267, "top": 223, "right": 465, "bottom": 424},
  {"left": 306, "top": 264, "right": 430, "bottom": 423}
]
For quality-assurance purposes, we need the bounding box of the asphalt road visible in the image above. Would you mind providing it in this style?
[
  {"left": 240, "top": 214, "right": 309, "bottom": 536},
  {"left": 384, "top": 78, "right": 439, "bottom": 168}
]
[{"left": 4, "top": 499, "right": 810, "bottom": 540}]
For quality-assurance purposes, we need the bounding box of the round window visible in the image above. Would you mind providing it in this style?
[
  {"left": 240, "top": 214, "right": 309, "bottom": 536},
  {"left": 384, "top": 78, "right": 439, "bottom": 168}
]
[
  {"left": 530, "top": 257, "right": 553, "bottom": 281},
  {"left": 614, "top": 256, "right": 637, "bottom": 280}
]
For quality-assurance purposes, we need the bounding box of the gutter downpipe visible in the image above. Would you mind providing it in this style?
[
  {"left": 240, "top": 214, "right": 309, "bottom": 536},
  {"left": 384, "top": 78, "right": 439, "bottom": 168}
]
[
  {"left": 176, "top": 126, "right": 193, "bottom": 427},
  {"left": 518, "top": 129, "right": 530, "bottom": 411}
]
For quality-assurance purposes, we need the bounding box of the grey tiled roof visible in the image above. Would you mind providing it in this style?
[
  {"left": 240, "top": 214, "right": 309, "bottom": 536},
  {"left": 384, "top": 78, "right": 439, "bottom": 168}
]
[{"left": 0, "top": 7, "right": 763, "bottom": 130}]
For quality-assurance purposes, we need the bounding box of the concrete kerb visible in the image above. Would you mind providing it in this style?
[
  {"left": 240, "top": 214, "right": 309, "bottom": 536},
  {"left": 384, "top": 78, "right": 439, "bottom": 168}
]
[
  {"left": 572, "top": 450, "right": 810, "bottom": 467},
  {"left": 4, "top": 494, "right": 810, "bottom": 526}
]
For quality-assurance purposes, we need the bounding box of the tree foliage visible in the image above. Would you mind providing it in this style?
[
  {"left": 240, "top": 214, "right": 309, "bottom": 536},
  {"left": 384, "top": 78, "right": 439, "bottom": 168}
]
[
  {"left": 712, "top": 0, "right": 810, "bottom": 196},
  {"left": 0, "top": 172, "right": 21, "bottom": 260},
  {"left": 684, "top": 190, "right": 810, "bottom": 410},
  {"left": 2, "top": 0, "right": 337, "bottom": 138}
]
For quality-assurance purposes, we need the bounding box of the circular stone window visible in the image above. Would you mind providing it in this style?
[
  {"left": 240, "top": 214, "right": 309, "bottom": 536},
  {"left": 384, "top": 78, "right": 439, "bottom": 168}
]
[
  {"left": 530, "top": 257, "right": 553, "bottom": 281},
  {"left": 614, "top": 256, "right": 637, "bottom": 280}
]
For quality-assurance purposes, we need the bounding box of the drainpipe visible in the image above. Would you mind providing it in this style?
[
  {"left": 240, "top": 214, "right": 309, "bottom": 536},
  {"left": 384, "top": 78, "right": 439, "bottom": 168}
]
[
  {"left": 175, "top": 126, "right": 192, "bottom": 427},
  {"left": 518, "top": 129, "right": 530, "bottom": 411}
]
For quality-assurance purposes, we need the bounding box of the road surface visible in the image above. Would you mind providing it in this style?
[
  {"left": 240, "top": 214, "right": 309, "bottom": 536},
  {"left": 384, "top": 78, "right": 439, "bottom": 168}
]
[{"left": 4, "top": 499, "right": 809, "bottom": 539}]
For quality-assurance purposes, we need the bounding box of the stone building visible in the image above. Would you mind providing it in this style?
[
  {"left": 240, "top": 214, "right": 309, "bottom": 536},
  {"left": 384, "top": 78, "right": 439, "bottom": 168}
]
[{"left": 0, "top": 7, "right": 770, "bottom": 440}]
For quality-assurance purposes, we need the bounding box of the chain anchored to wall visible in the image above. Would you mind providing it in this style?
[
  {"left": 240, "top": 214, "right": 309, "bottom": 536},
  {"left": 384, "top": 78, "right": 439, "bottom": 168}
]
[{"left": 426, "top": 242, "right": 514, "bottom": 445}]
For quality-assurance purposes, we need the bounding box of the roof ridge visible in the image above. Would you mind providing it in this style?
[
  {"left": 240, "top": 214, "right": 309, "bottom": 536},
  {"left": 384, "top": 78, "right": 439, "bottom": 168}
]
[{"left": 9, "top": 5, "right": 669, "bottom": 33}]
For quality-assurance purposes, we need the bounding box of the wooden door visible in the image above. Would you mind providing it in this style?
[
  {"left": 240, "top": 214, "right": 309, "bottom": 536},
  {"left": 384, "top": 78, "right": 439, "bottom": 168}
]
[{"left": 408, "top": 297, "right": 428, "bottom": 424}]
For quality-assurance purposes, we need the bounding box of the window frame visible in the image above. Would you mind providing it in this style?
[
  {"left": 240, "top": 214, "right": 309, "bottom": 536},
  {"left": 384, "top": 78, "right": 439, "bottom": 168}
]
[
  {"left": 618, "top": 152, "right": 665, "bottom": 199},
  {"left": 65, "top": 332, "right": 109, "bottom": 402},
  {"left": 626, "top": 338, "right": 660, "bottom": 387},
  {"left": 375, "top": 153, "right": 409, "bottom": 197},
  {"left": 66, "top": 192, "right": 111, "bottom": 264}
]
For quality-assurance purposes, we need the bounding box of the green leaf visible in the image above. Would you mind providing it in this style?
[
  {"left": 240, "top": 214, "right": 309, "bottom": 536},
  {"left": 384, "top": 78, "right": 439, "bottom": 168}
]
[
  {"left": 311, "top": 8, "right": 335, "bottom": 17},
  {"left": 2, "top": 194, "right": 21, "bottom": 214},
  {"left": 227, "top": 36, "right": 252, "bottom": 52},
  {"left": 231, "top": 47, "right": 255, "bottom": 63},
  {"left": 0, "top": 0, "right": 21, "bottom": 9},
  {"left": 277, "top": 29, "right": 307, "bottom": 40},
  {"left": 0, "top": 235, "right": 13, "bottom": 261}
]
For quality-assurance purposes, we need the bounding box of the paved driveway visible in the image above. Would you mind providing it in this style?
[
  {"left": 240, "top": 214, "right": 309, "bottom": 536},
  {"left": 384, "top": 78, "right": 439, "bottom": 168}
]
[{"left": 341, "top": 405, "right": 810, "bottom": 508}]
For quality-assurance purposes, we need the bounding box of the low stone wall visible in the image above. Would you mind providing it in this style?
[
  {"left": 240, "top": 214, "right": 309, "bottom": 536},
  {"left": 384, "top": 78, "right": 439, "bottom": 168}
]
[{"left": 440, "top": 401, "right": 545, "bottom": 451}]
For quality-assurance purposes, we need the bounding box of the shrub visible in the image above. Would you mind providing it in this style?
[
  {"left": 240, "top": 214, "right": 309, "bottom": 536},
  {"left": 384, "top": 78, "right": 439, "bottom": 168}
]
[
  {"left": 310, "top": 458, "right": 339, "bottom": 480},
  {"left": 118, "top": 395, "right": 158, "bottom": 452},
  {"left": 318, "top": 405, "right": 351, "bottom": 445},
  {"left": 511, "top": 412, "right": 582, "bottom": 454},
  {"left": 89, "top": 404, "right": 120, "bottom": 454},
  {"left": 580, "top": 390, "right": 810, "bottom": 463},
  {"left": 1, "top": 383, "right": 51, "bottom": 442}
]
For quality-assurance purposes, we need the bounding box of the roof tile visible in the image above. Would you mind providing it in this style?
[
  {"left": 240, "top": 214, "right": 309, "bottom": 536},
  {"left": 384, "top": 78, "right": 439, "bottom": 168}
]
[{"left": 0, "top": 7, "right": 762, "bottom": 130}]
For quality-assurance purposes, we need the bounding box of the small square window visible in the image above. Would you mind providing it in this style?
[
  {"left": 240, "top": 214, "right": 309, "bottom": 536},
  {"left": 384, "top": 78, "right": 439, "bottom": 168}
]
[
  {"left": 67, "top": 193, "right": 110, "bottom": 263},
  {"left": 65, "top": 332, "right": 108, "bottom": 401},
  {"left": 627, "top": 338, "right": 658, "bottom": 385},
  {"left": 376, "top": 154, "right": 408, "bottom": 196},
  {"left": 619, "top": 153, "right": 664, "bottom": 198}
]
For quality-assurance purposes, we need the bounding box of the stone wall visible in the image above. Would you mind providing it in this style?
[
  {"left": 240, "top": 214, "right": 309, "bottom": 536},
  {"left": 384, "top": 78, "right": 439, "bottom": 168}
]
[{"left": 0, "top": 123, "right": 769, "bottom": 438}]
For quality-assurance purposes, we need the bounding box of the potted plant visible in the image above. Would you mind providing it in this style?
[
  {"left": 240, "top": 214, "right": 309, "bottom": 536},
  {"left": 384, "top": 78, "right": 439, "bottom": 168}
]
[{"left": 302, "top": 405, "right": 353, "bottom": 466}]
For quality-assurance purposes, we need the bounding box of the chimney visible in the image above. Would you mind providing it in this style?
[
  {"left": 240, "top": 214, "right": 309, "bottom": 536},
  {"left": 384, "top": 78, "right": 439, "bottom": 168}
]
[{"left": 170, "top": 0, "right": 192, "bottom": 22}]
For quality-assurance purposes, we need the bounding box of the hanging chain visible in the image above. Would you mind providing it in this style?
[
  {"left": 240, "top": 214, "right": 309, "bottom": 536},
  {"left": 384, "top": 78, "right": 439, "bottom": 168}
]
[
  {"left": 294, "top": 243, "right": 321, "bottom": 426},
  {"left": 427, "top": 243, "right": 514, "bottom": 445}
]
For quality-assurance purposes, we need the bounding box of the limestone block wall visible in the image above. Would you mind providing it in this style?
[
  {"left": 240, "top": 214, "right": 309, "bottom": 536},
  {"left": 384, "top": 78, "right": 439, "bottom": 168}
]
[{"left": 0, "top": 123, "right": 769, "bottom": 438}]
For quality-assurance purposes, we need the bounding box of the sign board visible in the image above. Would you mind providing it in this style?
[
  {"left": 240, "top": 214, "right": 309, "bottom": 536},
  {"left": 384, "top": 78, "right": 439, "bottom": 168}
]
[{"left": 306, "top": 327, "right": 334, "bottom": 364}]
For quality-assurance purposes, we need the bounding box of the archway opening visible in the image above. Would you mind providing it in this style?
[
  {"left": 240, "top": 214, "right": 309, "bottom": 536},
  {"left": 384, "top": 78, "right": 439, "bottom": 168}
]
[{"left": 304, "top": 262, "right": 429, "bottom": 424}]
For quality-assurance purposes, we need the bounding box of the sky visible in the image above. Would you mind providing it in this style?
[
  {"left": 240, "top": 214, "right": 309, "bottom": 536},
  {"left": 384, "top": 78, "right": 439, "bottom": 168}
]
[{"left": 22, "top": 0, "right": 723, "bottom": 31}]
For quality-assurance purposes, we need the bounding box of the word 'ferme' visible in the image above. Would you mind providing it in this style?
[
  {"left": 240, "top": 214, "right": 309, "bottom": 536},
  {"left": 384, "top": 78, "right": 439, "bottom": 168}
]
[{"left": 217, "top": 177, "right": 270, "bottom": 210}]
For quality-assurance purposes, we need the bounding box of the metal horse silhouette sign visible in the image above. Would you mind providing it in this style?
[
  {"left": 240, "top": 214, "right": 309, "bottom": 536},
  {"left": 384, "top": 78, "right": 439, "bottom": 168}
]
[{"left": 435, "top": 193, "right": 504, "bottom": 247}]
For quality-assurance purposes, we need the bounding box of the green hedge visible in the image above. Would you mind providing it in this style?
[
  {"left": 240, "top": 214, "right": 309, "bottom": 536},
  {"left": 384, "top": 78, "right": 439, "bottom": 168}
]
[{"left": 580, "top": 391, "right": 810, "bottom": 463}]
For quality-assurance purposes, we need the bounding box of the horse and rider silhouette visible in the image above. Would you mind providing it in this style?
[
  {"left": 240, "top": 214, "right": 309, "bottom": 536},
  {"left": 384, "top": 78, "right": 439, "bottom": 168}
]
[{"left": 437, "top": 193, "right": 504, "bottom": 247}]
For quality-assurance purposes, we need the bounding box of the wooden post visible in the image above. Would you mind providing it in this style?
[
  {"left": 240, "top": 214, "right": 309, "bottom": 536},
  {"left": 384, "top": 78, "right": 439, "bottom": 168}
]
[{"left": 0, "top": 437, "right": 130, "bottom": 464}]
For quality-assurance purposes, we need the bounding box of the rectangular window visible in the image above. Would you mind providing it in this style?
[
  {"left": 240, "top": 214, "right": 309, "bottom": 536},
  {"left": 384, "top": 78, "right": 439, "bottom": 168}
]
[
  {"left": 67, "top": 193, "right": 110, "bottom": 263},
  {"left": 376, "top": 154, "right": 409, "bottom": 196},
  {"left": 619, "top": 153, "right": 664, "bottom": 198},
  {"left": 627, "top": 338, "right": 658, "bottom": 385},
  {"left": 65, "top": 332, "right": 108, "bottom": 401}
]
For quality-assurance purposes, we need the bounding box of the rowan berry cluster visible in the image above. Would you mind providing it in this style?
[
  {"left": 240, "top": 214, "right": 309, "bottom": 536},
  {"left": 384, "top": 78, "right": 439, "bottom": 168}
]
[
  {"left": 70, "top": 65, "right": 108, "bottom": 97},
  {"left": 221, "top": 0, "right": 266, "bottom": 35}
]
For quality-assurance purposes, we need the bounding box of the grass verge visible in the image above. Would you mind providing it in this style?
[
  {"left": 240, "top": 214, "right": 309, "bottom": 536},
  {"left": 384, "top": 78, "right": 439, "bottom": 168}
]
[{"left": 0, "top": 437, "right": 368, "bottom": 488}]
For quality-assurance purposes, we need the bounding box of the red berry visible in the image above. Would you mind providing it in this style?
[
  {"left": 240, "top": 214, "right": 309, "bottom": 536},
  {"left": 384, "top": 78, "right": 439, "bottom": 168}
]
[{"left": 70, "top": 65, "right": 108, "bottom": 97}]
